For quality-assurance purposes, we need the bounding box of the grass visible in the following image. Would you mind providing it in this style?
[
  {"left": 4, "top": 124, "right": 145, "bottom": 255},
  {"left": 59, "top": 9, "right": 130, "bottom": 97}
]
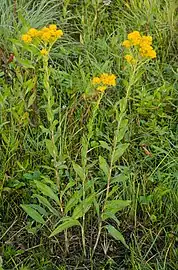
[{"left": 0, "top": 0, "right": 178, "bottom": 269}]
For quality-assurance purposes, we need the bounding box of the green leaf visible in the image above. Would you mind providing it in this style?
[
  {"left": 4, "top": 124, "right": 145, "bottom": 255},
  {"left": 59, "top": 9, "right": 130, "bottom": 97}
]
[
  {"left": 105, "top": 225, "right": 129, "bottom": 249},
  {"left": 21, "top": 204, "right": 45, "bottom": 224},
  {"left": 49, "top": 219, "right": 81, "bottom": 237},
  {"left": 117, "top": 119, "right": 128, "bottom": 142},
  {"left": 81, "top": 136, "right": 88, "bottom": 167},
  {"left": 0, "top": 255, "right": 3, "bottom": 268},
  {"left": 102, "top": 212, "right": 120, "bottom": 226},
  {"left": 23, "top": 173, "right": 34, "bottom": 180},
  {"left": 120, "top": 97, "right": 127, "bottom": 113},
  {"left": 41, "top": 176, "right": 58, "bottom": 191},
  {"left": 40, "top": 125, "right": 50, "bottom": 134},
  {"left": 46, "top": 107, "right": 54, "bottom": 123},
  {"left": 108, "top": 185, "right": 119, "bottom": 198},
  {"left": 11, "top": 39, "right": 23, "bottom": 48},
  {"left": 50, "top": 120, "right": 59, "bottom": 133},
  {"left": 111, "top": 173, "right": 129, "bottom": 184},
  {"left": 94, "top": 199, "right": 100, "bottom": 217},
  {"left": 72, "top": 162, "right": 85, "bottom": 180},
  {"left": 33, "top": 194, "right": 59, "bottom": 216},
  {"left": 99, "top": 156, "right": 109, "bottom": 176},
  {"left": 99, "top": 141, "right": 111, "bottom": 151},
  {"left": 34, "top": 181, "right": 60, "bottom": 204},
  {"left": 65, "top": 189, "right": 83, "bottom": 214},
  {"left": 15, "top": 56, "right": 34, "bottom": 69},
  {"left": 0, "top": 121, "right": 10, "bottom": 130},
  {"left": 104, "top": 199, "right": 131, "bottom": 216},
  {"left": 24, "top": 78, "right": 36, "bottom": 95},
  {"left": 113, "top": 143, "right": 129, "bottom": 163},
  {"left": 45, "top": 139, "right": 58, "bottom": 158},
  {"left": 72, "top": 194, "right": 95, "bottom": 220},
  {"left": 60, "top": 180, "right": 75, "bottom": 200},
  {"left": 28, "top": 92, "right": 36, "bottom": 108},
  {"left": 29, "top": 204, "right": 47, "bottom": 216}
]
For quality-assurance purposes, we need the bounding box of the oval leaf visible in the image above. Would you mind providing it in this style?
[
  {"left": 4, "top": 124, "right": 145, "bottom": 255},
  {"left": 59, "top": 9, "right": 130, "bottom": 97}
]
[
  {"left": 117, "top": 119, "right": 128, "bottom": 142},
  {"left": 28, "top": 92, "right": 36, "bottom": 108},
  {"left": 99, "top": 156, "right": 109, "bottom": 176},
  {"left": 50, "top": 219, "right": 81, "bottom": 237},
  {"left": 29, "top": 204, "right": 47, "bottom": 216},
  {"left": 65, "top": 189, "right": 83, "bottom": 214},
  {"left": 34, "top": 181, "right": 60, "bottom": 204},
  {"left": 45, "top": 139, "right": 58, "bottom": 158},
  {"left": 72, "top": 162, "right": 85, "bottom": 180},
  {"left": 105, "top": 225, "right": 129, "bottom": 249},
  {"left": 99, "top": 141, "right": 111, "bottom": 151},
  {"left": 33, "top": 194, "right": 59, "bottom": 216},
  {"left": 21, "top": 204, "right": 45, "bottom": 224},
  {"left": 104, "top": 199, "right": 131, "bottom": 216},
  {"left": 72, "top": 194, "right": 95, "bottom": 220},
  {"left": 113, "top": 143, "right": 129, "bottom": 163}
]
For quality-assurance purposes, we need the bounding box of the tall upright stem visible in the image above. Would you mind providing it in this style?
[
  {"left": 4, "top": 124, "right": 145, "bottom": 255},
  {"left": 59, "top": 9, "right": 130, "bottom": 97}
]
[
  {"left": 42, "top": 54, "right": 69, "bottom": 253},
  {"left": 92, "top": 66, "right": 137, "bottom": 257},
  {"left": 81, "top": 92, "right": 104, "bottom": 256}
]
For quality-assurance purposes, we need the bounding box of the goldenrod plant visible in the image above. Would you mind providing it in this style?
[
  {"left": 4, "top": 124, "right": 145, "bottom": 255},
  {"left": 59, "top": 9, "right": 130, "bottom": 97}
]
[{"left": 0, "top": 0, "right": 177, "bottom": 269}]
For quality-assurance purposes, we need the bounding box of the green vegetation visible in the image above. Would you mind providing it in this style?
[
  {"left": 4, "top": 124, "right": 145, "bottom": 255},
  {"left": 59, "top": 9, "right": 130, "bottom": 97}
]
[{"left": 0, "top": 0, "right": 178, "bottom": 269}]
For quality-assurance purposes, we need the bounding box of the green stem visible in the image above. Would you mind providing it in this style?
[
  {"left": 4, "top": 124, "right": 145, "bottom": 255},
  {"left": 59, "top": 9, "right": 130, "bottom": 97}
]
[
  {"left": 64, "top": 229, "right": 69, "bottom": 254},
  {"left": 92, "top": 67, "right": 137, "bottom": 257},
  {"left": 82, "top": 165, "right": 86, "bottom": 256},
  {"left": 81, "top": 92, "right": 104, "bottom": 257},
  {"left": 81, "top": 224, "right": 86, "bottom": 257},
  {"left": 43, "top": 54, "right": 69, "bottom": 253},
  {"left": 87, "top": 93, "right": 103, "bottom": 141},
  {"left": 51, "top": 130, "right": 60, "bottom": 190}
]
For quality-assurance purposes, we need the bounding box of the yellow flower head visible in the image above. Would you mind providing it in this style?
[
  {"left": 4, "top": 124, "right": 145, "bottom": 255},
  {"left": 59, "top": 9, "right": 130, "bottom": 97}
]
[
  {"left": 100, "top": 73, "right": 117, "bottom": 86},
  {"left": 21, "top": 25, "right": 63, "bottom": 45},
  {"left": 35, "top": 30, "right": 42, "bottom": 37},
  {"left": 38, "top": 27, "right": 63, "bottom": 42},
  {"left": 123, "top": 31, "right": 156, "bottom": 60},
  {"left": 139, "top": 44, "right": 156, "bottom": 59},
  {"left": 141, "top": 35, "right": 152, "bottom": 46},
  {"left": 21, "top": 34, "right": 32, "bottom": 43},
  {"left": 27, "top": 28, "right": 39, "bottom": 38},
  {"left": 40, "top": 48, "right": 48, "bottom": 56},
  {"left": 92, "top": 77, "right": 101, "bottom": 85},
  {"left": 55, "top": 29, "right": 63, "bottom": 38},
  {"left": 146, "top": 49, "right": 156, "bottom": 58},
  {"left": 128, "top": 31, "right": 141, "bottom": 45},
  {"left": 92, "top": 73, "right": 116, "bottom": 93},
  {"left": 122, "top": 40, "right": 131, "bottom": 48},
  {"left": 41, "top": 30, "right": 51, "bottom": 42},
  {"left": 125, "top": 54, "right": 134, "bottom": 63},
  {"left": 41, "top": 27, "right": 49, "bottom": 32},
  {"left": 97, "top": 85, "right": 107, "bottom": 92},
  {"left": 49, "top": 24, "right": 57, "bottom": 31}
]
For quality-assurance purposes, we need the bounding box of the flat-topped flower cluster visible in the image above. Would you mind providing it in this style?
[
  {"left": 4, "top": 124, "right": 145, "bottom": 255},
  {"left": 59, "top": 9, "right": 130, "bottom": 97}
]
[
  {"left": 123, "top": 31, "right": 156, "bottom": 63},
  {"left": 92, "top": 73, "right": 117, "bottom": 92},
  {"left": 21, "top": 24, "right": 63, "bottom": 44},
  {"left": 21, "top": 24, "right": 63, "bottom": 56}
]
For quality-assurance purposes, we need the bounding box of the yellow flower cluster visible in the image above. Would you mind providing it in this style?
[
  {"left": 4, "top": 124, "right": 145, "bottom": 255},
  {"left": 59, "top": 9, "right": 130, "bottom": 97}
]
[
  {"left": 128, "top": 31, "right": 141, "bottom": 46},
  {"left": 124, "top": 54, "right": 135, "bottom": 64},
  {"left": 139, "top": 36, "right": 156, "bottom": 58},
  {"left": 21, "top": 34, "right": 32, "bottom": 43},
  {"left": 92, "top": 73, "right": 116, "bottom": 92},
  {"left": 21, "top": 24, "right": 63, "bottom": 44},
  {"left": 40, "top": 48, "right": 48, "bottom": 56},
  {"left": 122, "top": 31, "right": 156, "bottom": 60}
]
